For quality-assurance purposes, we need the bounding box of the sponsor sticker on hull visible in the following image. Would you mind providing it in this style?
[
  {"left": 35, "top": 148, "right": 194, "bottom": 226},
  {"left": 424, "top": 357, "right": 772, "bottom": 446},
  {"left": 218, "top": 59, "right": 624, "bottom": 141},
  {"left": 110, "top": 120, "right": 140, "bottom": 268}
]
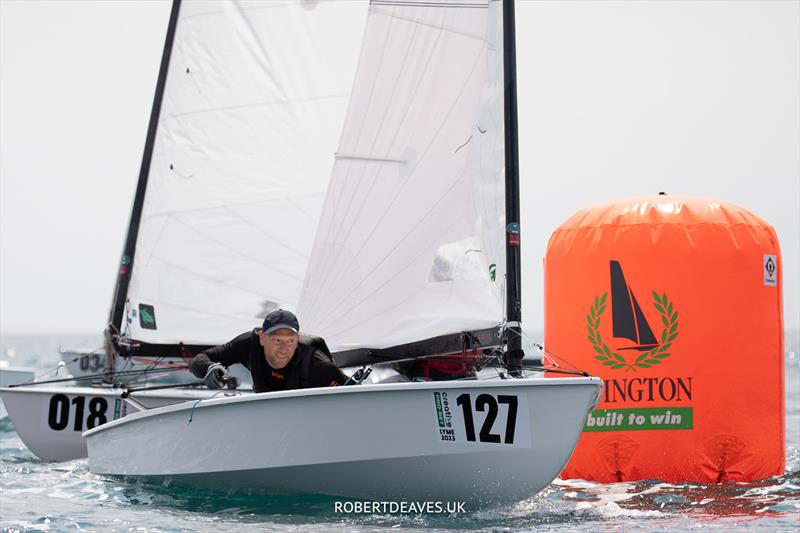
[{"left": 432, "top": 390, "right": 531, "bottom": 448}]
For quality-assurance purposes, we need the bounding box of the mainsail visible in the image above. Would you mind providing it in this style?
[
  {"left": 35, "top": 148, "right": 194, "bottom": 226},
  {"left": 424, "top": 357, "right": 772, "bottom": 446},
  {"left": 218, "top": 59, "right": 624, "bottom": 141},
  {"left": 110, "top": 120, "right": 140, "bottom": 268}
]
[
  {"left": 109, "top": 0, "right": 369, "bottom": 350},
  {"left": 298, "top": 0, "right": 506, "bottom": 353},
  {"left": 109, "top": 0, "right": 521, "bottom": 366}
]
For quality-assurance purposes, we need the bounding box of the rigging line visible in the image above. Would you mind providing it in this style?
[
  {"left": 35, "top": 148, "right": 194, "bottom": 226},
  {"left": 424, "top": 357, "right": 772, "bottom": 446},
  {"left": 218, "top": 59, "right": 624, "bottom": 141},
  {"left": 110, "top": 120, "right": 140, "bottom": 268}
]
[
  {"left": 187, "top": 390, "right": 231, "bottom": 424},
  {"left": 303, "top": 40, "right": 487, "bottom": 320},
  {"left": 454, "top": 134, "right": 473, "bottom": 153},
  {"left": 132, "top": 353, "right": 174, "bottom": 381},
  {"left": 124, "top": 381, "right": 206, "bottom": 394},
  {"left": 508, "top": 326, "right": 587, "bottom": 374},
  {"left": 169, "top": 215, "right": 304, "bottom": 282},
  {"left": 143, "top": 254, "right": 279, "bottom": 300},
  {"left": 24, "top": 346, "right": 106, "bottom": 384},
  {"left": 159, "top": 92, "right": 351, "bottom": 124},
  {"left": 7, "top": 366, "right": 188, "bottom": 388}
]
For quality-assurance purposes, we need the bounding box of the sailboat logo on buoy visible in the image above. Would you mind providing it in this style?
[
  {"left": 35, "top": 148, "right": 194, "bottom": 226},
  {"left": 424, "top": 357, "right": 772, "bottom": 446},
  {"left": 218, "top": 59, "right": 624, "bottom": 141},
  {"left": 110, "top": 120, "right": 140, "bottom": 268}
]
[
  {"left": 609, "top": 261, "right": 659, "bottom": 351},
  {"left": 586, "top": 261, "right": 679, "bottom": 372}
]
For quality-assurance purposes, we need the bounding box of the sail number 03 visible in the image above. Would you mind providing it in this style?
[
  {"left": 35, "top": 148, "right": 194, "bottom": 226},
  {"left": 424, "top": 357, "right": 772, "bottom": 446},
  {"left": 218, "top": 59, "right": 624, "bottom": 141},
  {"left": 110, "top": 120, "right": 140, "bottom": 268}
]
[
  {"left": 48, "top": 394, "right": 108, "bottom": 431},
  {"left": 456, "top": 393, "right": 518, "bottom": 444}
]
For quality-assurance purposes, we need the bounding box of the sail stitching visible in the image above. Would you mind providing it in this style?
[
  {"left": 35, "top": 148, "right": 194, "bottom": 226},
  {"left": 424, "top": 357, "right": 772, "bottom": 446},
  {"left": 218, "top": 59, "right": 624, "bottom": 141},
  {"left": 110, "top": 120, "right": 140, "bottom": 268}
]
[
  {"left": 308, "top": 44, "right": 487, "bottom": 329},
  {"left": 305, "top": 7, "right": 398, "bottom": 285},
  {"left": 311, "top": 8, "right": 430, "bottom": 303},
  {"left": 142, "top": 255, "right": 276, "bottom": 299},
  {"left": 317, "top": 205, "right": 467, "bottom": 334},
  {"left": 178, "top": 2, "right": 321, "bottom": 22},
  {"left": 159, "top": 93, "right": 351, "bottom": 123},
  {"left": 141, "top": 192, "right": 324, "bottom": 218},
  {"left": 221, "top": 205, "right": 309, "bottom": 261},
  {"left": 371, "top": 8, "right": 487, "bottom": 41},
  {"left": 314, "top": 171, "right": 483, "bottom": 334},
  {"left": 168, "top": 215, "right": 304, "bottom": 282},
  {"left": 301, "top": 6, "right": 408, "bottom": 319},
  {"left": 303, "top": 21, "right": 488, "bottom": 326}
]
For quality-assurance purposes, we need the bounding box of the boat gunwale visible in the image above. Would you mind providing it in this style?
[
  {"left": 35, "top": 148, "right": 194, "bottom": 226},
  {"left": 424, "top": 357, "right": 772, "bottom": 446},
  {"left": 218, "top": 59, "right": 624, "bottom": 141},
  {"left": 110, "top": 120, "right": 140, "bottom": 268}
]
[
  {"left": 83, "top": 376, "right": 602, "bottom": 438},
  {"left": 0, "top": 384, "right": 247, "bottom": 399}
]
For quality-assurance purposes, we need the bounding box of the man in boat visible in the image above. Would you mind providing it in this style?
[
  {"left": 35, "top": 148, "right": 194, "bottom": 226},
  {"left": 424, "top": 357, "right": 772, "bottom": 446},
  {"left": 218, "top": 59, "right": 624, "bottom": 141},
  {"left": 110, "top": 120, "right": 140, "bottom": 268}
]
[{"left": 188, "top": 309, "right": 347, "bottom": 393}]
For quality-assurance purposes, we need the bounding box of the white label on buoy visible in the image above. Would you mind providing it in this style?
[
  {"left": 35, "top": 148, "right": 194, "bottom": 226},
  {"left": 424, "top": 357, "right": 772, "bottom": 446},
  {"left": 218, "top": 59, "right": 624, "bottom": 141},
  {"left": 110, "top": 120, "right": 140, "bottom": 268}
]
[{"left": 763, "top": 255, "right": 777, "bottom": 287}]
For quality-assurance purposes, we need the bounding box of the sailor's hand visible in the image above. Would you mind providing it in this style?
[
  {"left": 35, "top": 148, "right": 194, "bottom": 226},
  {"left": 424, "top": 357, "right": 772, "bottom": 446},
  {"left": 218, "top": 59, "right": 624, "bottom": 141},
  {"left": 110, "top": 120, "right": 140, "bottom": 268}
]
[
  {"left": 204, "top": 363, "right": 227, "bottom": 389},
  {"left": 225, "top": 376, "right": 241, "bottom": 390}
]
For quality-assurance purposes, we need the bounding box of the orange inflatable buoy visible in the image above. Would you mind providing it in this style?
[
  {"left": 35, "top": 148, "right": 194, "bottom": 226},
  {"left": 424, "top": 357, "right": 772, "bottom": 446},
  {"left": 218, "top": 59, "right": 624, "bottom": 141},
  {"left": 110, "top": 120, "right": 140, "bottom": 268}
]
[{"left": 544, "top": 195, "right": 784, "bottom": 483}]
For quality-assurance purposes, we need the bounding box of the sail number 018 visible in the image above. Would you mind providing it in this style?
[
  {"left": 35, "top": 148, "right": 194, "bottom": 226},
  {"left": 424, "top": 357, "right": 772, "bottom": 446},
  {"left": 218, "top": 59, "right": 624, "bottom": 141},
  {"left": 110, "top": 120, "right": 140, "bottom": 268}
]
[
  {"left": 456, "top": 393, "right": 518, "bottom": 444},
  {"left": 47, "top": 394, "right": 108, "bottom": 432}
]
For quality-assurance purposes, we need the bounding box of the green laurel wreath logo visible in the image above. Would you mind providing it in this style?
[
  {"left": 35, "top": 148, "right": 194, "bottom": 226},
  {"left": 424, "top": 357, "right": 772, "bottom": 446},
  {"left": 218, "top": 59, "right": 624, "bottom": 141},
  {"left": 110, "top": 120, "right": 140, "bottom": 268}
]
[{"left": 587, "top": 291, "right": 679, "bottom": 373}]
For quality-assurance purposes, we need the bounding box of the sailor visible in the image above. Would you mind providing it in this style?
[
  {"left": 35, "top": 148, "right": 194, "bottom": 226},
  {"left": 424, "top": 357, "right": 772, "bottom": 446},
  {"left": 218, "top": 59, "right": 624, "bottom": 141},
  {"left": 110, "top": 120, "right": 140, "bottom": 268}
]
[{"left": 188, "top": 309, "right": 347, "bottom": 393}]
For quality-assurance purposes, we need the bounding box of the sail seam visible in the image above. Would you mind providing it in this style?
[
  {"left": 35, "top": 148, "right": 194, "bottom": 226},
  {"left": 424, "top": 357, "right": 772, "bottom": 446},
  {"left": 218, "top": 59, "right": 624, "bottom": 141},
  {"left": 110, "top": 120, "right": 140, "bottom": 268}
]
[
  {"left": 371, "top": 0, "right": 487, "bottom": 8},
  {"left": 142, "top": 255, "right": 278, "bottom": 299},
  {"left": 302, "top": 11, "right": 487, "bottom": 320},
  {"left": 301, "top": 4, "right": 410, "bottom": 318},
  {"left": 167, "top": 216, "right": 305, "bottom": 282},
  {"left": 159, "top": 92, "right": 351, "bottom": 123},
  {"left": 312, "top": 173, "right": 474, "bottom": 334},
  {"left": 372, "top": 8, "right": 487, "bottom": 42},
  {"left": 303, "top": 40, "right": 487, "bottom": 326},
  {"left": 140, "top": 193, "right": 325, "bottom": 219}
]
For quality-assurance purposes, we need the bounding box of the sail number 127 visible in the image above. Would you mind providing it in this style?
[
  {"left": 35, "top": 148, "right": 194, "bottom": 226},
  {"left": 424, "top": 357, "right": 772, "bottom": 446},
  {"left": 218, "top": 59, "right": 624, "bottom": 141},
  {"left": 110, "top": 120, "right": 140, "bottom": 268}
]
[{"left": 456, "top": 393, "right": 518, "bottom": 444}]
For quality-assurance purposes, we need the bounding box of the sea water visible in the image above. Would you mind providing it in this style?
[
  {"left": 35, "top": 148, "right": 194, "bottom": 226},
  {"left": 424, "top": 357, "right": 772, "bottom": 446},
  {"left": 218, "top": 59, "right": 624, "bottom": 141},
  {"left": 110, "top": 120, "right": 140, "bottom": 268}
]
[{"left": 1, "top": 333, "right": 798, "bottom": 532}]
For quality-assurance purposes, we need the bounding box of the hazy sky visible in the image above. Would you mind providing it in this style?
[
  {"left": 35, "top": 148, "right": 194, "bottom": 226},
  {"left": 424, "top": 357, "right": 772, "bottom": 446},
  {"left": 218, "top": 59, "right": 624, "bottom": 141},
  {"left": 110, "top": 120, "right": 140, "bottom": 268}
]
[{"left": 1, "top": 0, "right": 798, "bottom": 335}]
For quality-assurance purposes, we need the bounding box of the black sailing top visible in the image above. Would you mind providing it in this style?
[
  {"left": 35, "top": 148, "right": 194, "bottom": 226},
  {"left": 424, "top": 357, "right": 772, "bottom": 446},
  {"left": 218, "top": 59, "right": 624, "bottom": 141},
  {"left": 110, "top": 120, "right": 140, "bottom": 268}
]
[{"left": 188, "top": 329, "right": 347, "bottom": 393}]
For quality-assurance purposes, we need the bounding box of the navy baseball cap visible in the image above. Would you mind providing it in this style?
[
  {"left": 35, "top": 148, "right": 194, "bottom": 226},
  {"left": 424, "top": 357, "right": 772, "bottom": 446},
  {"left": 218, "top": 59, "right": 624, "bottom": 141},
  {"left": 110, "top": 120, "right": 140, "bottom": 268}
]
[{"left": 262, "top": 309, "right": 299, "bottom": 335}]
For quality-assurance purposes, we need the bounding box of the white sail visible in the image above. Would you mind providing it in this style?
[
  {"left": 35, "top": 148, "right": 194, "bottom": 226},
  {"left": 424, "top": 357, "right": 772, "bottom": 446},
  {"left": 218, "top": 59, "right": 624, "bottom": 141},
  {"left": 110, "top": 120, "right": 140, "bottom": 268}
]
[
  {"left": 298, "top": 0, "right": 506, "bottom": 352},
  {"left": 124, "top": 0, "right": 369, "bottom": 345}
]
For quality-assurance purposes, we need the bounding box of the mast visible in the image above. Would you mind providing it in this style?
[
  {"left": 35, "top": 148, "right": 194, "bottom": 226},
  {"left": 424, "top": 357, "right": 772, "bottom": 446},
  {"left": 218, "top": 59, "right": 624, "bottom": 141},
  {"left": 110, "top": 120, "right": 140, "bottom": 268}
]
[
  {"left": 502, "top": 0, "right": 524, "bottom": 375},
  {"left": 107, "top": 0, "right": 183, "bottom": 345}
]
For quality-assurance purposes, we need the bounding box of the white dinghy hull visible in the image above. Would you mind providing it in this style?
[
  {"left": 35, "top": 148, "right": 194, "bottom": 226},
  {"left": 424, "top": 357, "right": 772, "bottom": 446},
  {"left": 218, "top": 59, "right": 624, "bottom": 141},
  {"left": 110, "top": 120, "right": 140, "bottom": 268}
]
[
  {"left": 86, "top": 377, "right": 601, "bottom": 505},
  {"left": 1, "top": 386, "right": 246, "bottom": 461}
]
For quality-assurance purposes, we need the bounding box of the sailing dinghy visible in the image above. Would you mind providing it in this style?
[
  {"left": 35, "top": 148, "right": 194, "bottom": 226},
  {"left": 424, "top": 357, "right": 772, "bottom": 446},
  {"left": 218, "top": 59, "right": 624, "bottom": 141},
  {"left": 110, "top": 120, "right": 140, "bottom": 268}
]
[
  {"left": 82, "top": 0, "right": 601, "bottom": 504},
  {"left": 1, "top": 384, "right": 247, "bottom": 462}
]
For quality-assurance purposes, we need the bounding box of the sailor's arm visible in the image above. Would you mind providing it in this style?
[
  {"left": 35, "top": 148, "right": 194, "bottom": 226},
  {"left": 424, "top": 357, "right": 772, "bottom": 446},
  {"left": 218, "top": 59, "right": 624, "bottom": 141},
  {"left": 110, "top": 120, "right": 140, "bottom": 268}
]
[
  {"left": 188, "top": 331, "right": 251, "bottom": 386},
  {"left": 308, "top": 351, "right": 348, "bottom": 387}
]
